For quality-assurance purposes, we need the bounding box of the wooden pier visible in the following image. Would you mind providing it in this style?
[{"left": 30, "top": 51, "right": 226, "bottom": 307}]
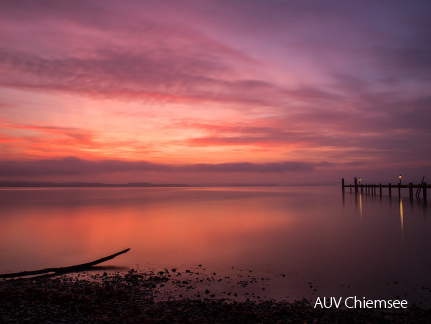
[{"left": 342, "top": 177, "right": 428, "bottom": 200}]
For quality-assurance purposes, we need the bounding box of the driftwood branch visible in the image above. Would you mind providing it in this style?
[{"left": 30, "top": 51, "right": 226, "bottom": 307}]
[{"left": 0, "top": 248, "right": 130, "bottom": 279}]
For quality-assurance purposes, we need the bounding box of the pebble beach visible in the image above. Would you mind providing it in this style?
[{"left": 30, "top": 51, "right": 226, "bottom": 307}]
[{"left": 1, "top": 269, "right": 430, "bottom": 323}]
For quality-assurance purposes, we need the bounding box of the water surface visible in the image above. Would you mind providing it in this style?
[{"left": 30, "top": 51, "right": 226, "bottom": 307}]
[{"left": 1, "top": 186, "right": 430, "bottom": 305}]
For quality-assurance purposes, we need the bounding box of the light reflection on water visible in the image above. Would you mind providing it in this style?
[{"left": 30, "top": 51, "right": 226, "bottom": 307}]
[
  {"left": 0, "top": 186, "right": 430, "bottom": 304},
  {"left": 400, "top": 198, "right": 404, "bottom": 239}
]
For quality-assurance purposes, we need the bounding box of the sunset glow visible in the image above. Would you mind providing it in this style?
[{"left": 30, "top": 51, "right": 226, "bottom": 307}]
[{"left": 1, "top": 1, "right": 430, "bottom": 184}]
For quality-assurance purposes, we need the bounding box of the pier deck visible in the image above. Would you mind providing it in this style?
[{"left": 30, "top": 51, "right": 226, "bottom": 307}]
[{"left": 342, "top": 178, "right": 428, "bottom": 200}]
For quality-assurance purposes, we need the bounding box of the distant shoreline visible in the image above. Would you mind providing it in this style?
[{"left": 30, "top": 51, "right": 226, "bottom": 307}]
[
  {"left": 0, "top": 181, "right": 285, "bottom": 188},
  {"left": 0, "top": 181, "right": 340, "bottom": 188},
  {"left": 0, "top": 181, "right": 192, "bottom": 188}
]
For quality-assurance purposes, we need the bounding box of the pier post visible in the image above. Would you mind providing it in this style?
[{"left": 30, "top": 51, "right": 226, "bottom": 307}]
[
  {"left": 354, "top": 177, "right": 358, "bottom": 193},
  {"left": 379, "top": 184, "right": 382, "bottom": 196},
  {"left": 424, "top": 183, "right": 427, "bottom": 201},
  {"left": 342, "top": 178, "right": 344, "bottom": 191},
  {"left": 398, "top": 183, "right": 401, "bottom": 197},
  {"left": 409, "top": 183, "right": 413, "bottom": 200},
  {"left": 389, "top": 183, "right": 392, "bottom": 197}
]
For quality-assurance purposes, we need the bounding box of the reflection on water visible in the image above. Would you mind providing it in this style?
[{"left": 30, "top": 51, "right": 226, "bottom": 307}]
[
  {"left": 1, "top": 186, "right": 430, "bottom": 304},
  {"left": 400, "top": 198, "right": 404, "bottom": 239},
  {"left": 347, "top": 187, "right": 427, "bottom": 240}
]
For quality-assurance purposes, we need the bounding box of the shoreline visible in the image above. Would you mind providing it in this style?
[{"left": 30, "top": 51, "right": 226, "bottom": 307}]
[{"left": 1, "top": 270, "right": 430, "bottom": 323}]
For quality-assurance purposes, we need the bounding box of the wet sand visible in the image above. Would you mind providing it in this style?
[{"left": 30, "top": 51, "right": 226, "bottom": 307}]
[{"left": 1, "top": 269, "right": 430, "bottom": 323}]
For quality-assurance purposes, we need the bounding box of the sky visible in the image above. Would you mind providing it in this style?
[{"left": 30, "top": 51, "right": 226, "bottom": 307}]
[{"left": 1, "top": 0, "right": 431, "bottom": 185}]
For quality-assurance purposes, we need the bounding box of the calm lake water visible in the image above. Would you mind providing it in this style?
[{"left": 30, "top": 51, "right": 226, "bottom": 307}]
[{"left": 1, "top": 186, "right": 430, "bottom": 305}]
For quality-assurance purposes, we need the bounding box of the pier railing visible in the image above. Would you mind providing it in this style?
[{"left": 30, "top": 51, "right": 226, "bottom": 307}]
[{"left": 342, "top": 178, "right": 428, "bottom": 200}]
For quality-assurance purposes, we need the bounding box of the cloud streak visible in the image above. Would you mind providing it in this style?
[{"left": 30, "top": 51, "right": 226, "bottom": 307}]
[{"left": 0, "top": 157, "right": 318, "bottom": 177}]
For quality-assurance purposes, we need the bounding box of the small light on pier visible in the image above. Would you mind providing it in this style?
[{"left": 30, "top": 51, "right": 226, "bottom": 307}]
[
  {"left": 358, "top": 178, "right": 361, "bottom": 184},
  {"left": 399, "top": 174, "right": 402, "bottom": 185}
]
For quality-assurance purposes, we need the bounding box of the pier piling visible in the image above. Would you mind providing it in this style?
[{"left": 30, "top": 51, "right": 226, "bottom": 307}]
[
  {"left": 342, "top": 178, "right": 428, "bottom": 202},
  {"left": 409, "top": 183, "right": 413, "bottom": 200}
]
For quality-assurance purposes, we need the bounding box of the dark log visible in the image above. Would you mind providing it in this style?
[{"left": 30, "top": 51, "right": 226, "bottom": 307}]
[{"left": 0, "top": 248, "right": 130, "bottom": 279}]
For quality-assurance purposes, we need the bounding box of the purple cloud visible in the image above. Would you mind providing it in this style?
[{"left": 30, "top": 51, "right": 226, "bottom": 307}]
[{"left": 0, "top": 157, "right": 319, "bottom": 177}]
